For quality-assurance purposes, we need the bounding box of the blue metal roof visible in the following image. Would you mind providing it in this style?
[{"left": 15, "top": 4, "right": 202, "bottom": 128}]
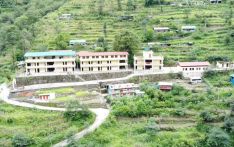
[{"left": 24, "top": 51, "right": 76, "bottom": 57}]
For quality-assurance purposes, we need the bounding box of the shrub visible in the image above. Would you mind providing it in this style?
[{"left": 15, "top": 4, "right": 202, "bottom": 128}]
[
  {"left": 145, "top": 117, "right": 160, "bottom": 136},
  {"left": 12, "top": 133, "right": 34, "bottom": 147},
  {"left": 223, "top": 117, "right": 234, "bottom": 133},
  {"left": 64, "top": 100, "right": 91, "bottom": 121},
  {"left": 199, "top": 110, "right": 215, "bottom": 123},
  {"left": 206, "top": 128, "right": 231, "bottom": 147}
]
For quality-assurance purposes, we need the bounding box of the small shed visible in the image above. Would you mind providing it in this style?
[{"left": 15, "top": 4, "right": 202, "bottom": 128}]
[
  {"left": 158, "top": 82, "right": 173, "bottom": 91},
  {"left": 230, "top": 74, "right": 234, "bottom": 85},
  {"left": 181, "top": 26, "right": 196, "bottom": 32},
  {"left": 59, "top": 14, "right": 72, "bottom": 20},
  {"left": 69, "top": 40, "right": 87, "bottom": 46},
  {"left": 210, "top": 0, "right": 222, "bottom": 4},
  {"left": 119, "top": 16, "right": 134, "bottom": 21},
  {"left": 189, "top": 77, "right": 202, "bottom": 84},
  {"left": 153, "top": 27, "right": 170, "bottom": 33},
  {"left": 38, "top": 93, "right": 55, "bottom": 101}
]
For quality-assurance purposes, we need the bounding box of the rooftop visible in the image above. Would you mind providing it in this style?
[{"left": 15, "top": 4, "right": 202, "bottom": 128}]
[
  {"left": 182, "top": 26, "right": 196, "bottom": 29},
  {"left": 77, "top": 51, "right": 128, "bottom": 57},
  {"left": 158, "top": 82, "right": 173, "bottom": 86},
  {"left": 108, "top": 83, "right": 139, "bottom": 90},
  {"left": 24, "top": 50, "right": 76, "bottom": 57},
  {"left": 154, "top": 27, "right": 170, "bottom": 30},
  {"left": 178, "top": 62, "right": 210, "bottom": 67}
]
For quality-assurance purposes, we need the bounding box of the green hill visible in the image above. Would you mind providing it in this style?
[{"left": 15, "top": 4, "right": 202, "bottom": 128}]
[{"left": 0, "top": 0, "right": 233, "bottom": 80}]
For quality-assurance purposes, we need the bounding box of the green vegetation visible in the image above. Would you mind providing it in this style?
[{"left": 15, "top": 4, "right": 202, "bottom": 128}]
[
  {"left": 0, "top": 101, "right": 94, "bottom": 147},
  {"left": 76, "top": 73, "right": 233, "bottom": 146},
  {"left": 1, "top": 0, "right": 234, "bottom": 82}
]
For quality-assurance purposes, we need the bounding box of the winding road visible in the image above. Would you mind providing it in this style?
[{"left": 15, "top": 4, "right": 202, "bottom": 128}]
[{"left": 0, "top": 84, "right": 110, "bottom": 147}]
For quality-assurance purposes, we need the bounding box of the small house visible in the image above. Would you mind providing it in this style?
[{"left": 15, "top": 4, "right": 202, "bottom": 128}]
[
  {"left": 59, "top": 14, "right": 72, "bottom": 20},
  {"left": 216, "top": 61, "right": 234, "bottom": 69},
  {"left": 230, "top": 75, "right": 234, "bottom": 85},
  {"left": 158, "top": 82, "right": 173, "bottom": 91},
  {"left": 210, "top": 0, "right": 222, "bottom": 4},
  {"left": 37, "top": 93, "right": 55, "bottom": 101},
  {"left": 181, "top": 26, "right": 196, "bottom": 33},
  {"left": 153, "top": 27, "right": 170, "bottom": 33},
  {"left": 107, "top": 83, "right": 140, "bottom": 97},
  {"left": 177, "top": 62, "right": 210, "bottom": 78},
  {"left": 69, "top": 40, "right": 87, "bottom": 46}
]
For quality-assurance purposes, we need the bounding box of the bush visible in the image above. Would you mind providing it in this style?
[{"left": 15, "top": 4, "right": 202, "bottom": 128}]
[
  {"left": 200, "top": 111, "right": 215, "bottom": 123},
  {"left": 206, "top": 128, "right": 231, "bottom": 147},
  {"left": 12, "top": 133, "right": 34, "bottom": 147},
  {"left": 64, "top": 100, "right": 92, "bottom": 121},
  {"left": 223, "top": 117, "right": 234, "bottom": 133}
]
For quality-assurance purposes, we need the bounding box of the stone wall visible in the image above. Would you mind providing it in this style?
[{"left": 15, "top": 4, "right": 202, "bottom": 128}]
[{"left": 15, "top": 71, "right": 132, "bottom": 87}]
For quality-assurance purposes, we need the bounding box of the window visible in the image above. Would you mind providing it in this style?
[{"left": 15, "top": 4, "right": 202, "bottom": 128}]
[
  {"left": 37, "top": 63, "right": 39, "bottom": 66},
  {"left": 111, "top": 55, "right": 114, "bottom": 58},
  {"left": 115, "top": 55, "right": 118, "bottom": 58},
  {"left": 105, "top": 56, "right": 108, "bottom": 58},
  {"left": 27, "top": 63, "right": 31, "bottom": 66},
  {"left": 59, "top": 56, "right": 63, "bottom": 59},
  {"left": 96, "top": 56, "right": 99, "bottom": 58},
  {"left": 86, "top": 56, "right": 89, "bottom": 59},
  {"left": 102, "top": 56, "right": 104, "bottom": 58},
  {"left": 32, "top": 57, "right": 35, "bottom": 59},
  {"left": 92, "top": 56, "right": 95, "bottom": 58},
  {"left": 82, "top": 57, "right": 85, "bottom": 59}
]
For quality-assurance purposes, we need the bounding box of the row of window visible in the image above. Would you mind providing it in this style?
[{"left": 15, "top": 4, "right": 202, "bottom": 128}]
[
  {"left": 27, "top": 62, "right": 74, "bottom": 66},
  {"left": 81, "top": 60, "right": 126, "bottom": 65},
  {"left": 31, "top": 56, "right": 66, "bottom": 60},
  {"left": 81, "top": 55, "right": 127, "bottom": 59},
  {"left": 135, "top": 60, "right": 162, "bottom": 64},
  {"left": 183, "top": 67, "right": 208, "bottom": 71}
]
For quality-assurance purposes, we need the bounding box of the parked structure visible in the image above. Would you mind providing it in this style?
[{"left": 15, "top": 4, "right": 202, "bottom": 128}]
[
  {"left": 77, "top": 51, "right": 128, "bottom": 72},
  {"left": 210, "top": 0, "right": 222, "bottom": 4},
  {"left": 134, "top": 48, "right": 164, "bottom": 72},
  {"left": 189, "top": 77, "right": 202, "bottom": 84},
  {"left": 24, "top": 50, "right": 76, "bottom": 75},
  {"left": 181, "top": 26, "right": 196, "bottom": 33},
  {"left": 158, "top": 82, "right": 173, "bottom": 91},
  {"left": 59, "top": 14, "right": 72, "bottom": 20},
  {"left": 177, "top": 62, "right": 210, "bottom": 78},
  {"left": 153, "top": 27, "right": 170, "bottom": 32},
  {"left": 107, "top": 83, "right": 140, "bottom": 97},
  {"left": 216, "top": 61, "right": 234, "bottom": 69},
  {"left": 69, "top": 40, "right": 87, "bottom": 46}
]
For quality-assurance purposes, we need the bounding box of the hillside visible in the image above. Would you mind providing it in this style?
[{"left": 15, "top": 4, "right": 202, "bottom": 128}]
[{"left": 1, "top": 0, "right": 234, "bottom": 82}]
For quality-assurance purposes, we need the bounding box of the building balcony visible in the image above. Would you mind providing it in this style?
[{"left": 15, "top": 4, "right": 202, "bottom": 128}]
[
  {"left": 25, "top": 58, "right": 75, "bottom": 63},
  {"left": 80, "top": 58, "right": 128, "bottom": 61},
  {"left": 26, "top": 65, "right": 75, "bottom": 69}
]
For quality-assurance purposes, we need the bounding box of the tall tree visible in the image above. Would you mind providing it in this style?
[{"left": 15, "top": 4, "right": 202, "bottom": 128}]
[
  {"left": 127, "top": 0, "right": 135, "bottom": 11},
  {"left": 117, "top": 0, "right": 122, "bottom": 11},
  {"left": 97, "top": 0, "right": 105, "bottom": 15},
  {"left": 113, "top": 30, "right": 140, "bottom": 66},
  {"left": 103, "top": 22, "right": 107, "bottom": 37}
]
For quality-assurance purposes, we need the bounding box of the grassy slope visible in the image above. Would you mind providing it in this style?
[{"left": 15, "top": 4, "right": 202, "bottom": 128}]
[
  {"left": 0, "top": 101, "right": 94, "bottom": 147},
  {"left": 33, "top": 0, "right": 234, "bottom": 61}
]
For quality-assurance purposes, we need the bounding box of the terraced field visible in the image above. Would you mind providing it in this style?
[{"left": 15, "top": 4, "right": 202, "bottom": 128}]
[{"left": 32, "top": 0, "right": 234, "bottom": 62}]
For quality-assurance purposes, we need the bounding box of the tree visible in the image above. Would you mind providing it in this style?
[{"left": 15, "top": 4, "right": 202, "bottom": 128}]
[
  {"left": 54, "top": 33, "right": 68, "bottom": 50},
  {"left": 63, "top": 100, "right": 91, "bottom": 121},
  {"left": 96, "top": 37, "right": 108, "bottom": 51},
  {"left": 145, "top": 117, "right": 160, "bottom": 136},
  {"left": 145, "top": 0, "right": 154, "bottom": 7},
  {"left": 206, "top": 128, "right": 231, "bottom": 147},
  {"left": 103, "top": 22, "right": 107, "bottom": 37},
  {"left": 113, "top": 30, "right": 140, "bottom": 66},
  {"left": 127, "top": 0, "right": 136, "bottom": 11},
  {"left": 12, "top": 133, "right": 34, "bottom": 147},
  {"left": 144, "top": 29, "right": 154, "bottom": 42},
  {"left": 97, "top": 0, "right": 105, "bottom": 15},
  {"left": 117, "top": 0, "right": 122, "bottom": 10}
]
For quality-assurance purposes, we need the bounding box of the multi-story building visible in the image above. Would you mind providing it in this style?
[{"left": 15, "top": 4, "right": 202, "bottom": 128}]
[
  {"left": 24, "top": 50, "right": 76, "bottom": 75},
  {"left": 177, "top": 62, "right": 210, "bottom": 78},
  {"left": 107, "top": 83, "right": 140, "bottom": 97},
  {"left": 134, "top": 49, "right": 164, "bottom": 72},
  {"left": 77, "top": 51, "right": 129, "bottom": 72}
]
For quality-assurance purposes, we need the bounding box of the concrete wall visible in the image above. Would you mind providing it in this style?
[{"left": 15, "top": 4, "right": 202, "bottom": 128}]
[{"left": 15, "top": 71, "right": 133, "bottom": 87}]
